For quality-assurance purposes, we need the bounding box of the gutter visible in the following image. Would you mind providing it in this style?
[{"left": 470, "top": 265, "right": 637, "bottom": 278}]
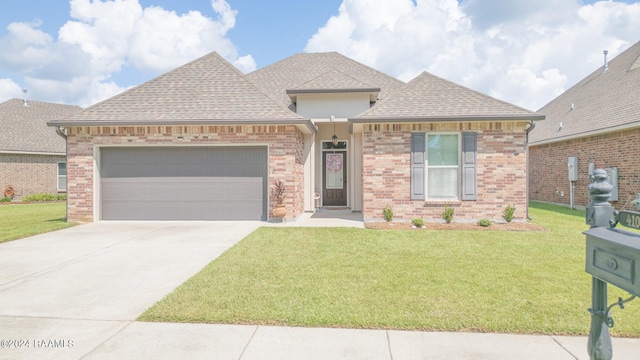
[{"left": 349, "top": 114, "right": 546, "bottom": 124}]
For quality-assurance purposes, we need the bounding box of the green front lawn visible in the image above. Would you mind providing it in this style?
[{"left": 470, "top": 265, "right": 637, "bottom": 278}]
[
  {"left": 139, "top": 203, "right": 640, "bottom": 336},
  {"left": 0, "top": 202, "right": 75, "bottom": 243}
]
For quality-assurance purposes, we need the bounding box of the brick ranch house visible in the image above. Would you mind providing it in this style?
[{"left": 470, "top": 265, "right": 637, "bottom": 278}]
[
  {"left": 48, "top": 52, "right": 543, "bottom": 222},
  {"left": 1, "top": 98, "right": 81, "bottom": 200},
  {"left": 529, "top": 40, "right": 640, "bottom": 209}
]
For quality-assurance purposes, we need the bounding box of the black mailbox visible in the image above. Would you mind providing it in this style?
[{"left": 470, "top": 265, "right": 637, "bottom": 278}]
[
  {"left": 585, "top": 225, "right": 640, "bottom": 297},
  {"left": 584, "top": 169, "right": 638, "bottom": 360}
]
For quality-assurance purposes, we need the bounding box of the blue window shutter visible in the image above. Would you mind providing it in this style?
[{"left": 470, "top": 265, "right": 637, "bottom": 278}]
[
  {"left": 411, "top": 133, "right": 426, "bottom": 200},
  {"left": 461, "top": 132, "right": 477, "bottom": 200}
]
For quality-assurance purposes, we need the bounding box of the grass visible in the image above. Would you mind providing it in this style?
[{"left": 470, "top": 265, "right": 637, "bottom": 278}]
[
  {"left": 0, "top": 202, "right": 75, "bottom": 243},
  {"left": 138, "top": 202, "right": 640, "bottom": 336}
]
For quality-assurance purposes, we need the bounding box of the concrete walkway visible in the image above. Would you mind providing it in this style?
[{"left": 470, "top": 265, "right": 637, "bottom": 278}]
[{"left": 1, "top": 217, "right": 639, "bottom": 359}]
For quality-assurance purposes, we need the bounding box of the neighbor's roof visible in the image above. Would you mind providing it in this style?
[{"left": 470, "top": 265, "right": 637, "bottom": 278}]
[
  {"left": 246, "top": 52, "right": 405, "bottom": 110},
  {"left": 0, "top": 99, "right": 81, "bottom": 154},
  {"left": 529, "top": 40, "right": 640, "bottom": 145},
  {"left": 49, "top": 52, "right": 312, "bottom": 130},
  {"left": 351, "top": 72, "right": 543, "bottom": 122}
]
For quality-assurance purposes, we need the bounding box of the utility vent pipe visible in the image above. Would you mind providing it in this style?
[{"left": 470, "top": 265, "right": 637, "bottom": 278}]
[
  {"left": 603, "top": 50, "right": 609, "bottom": 73},
  {"left": 22, "top": 89, "right": 29, "bottom": 107}
]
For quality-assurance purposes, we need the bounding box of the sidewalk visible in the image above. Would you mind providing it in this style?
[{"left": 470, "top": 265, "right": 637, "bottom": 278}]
[{"left": 7, "top": 322, "right": 637, "bottom": 359}]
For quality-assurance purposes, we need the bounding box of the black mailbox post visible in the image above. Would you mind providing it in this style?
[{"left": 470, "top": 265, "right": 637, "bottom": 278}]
[{"left": 584, "top": 169, "right": 638, "bottom": 360}]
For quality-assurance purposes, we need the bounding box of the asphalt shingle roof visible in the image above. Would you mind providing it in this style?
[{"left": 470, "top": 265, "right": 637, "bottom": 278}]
[
  {"left": 50, "top": 52, "right": 308, "bottom": 126},
  {"left": 246, "top": 52, "right": 405, "bottom": 110},
  {"left": 0, "top": 99, "right": 81, "bottom": 154},
  {"left": 529, "top": 40, "right": 640, "bottom": 145},
  {"left": 352, "top": 72, "right": 543, "bottom": 122}
]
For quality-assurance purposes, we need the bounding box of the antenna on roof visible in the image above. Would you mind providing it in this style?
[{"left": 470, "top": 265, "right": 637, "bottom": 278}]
[
  {"left": 603, "top": 50, "right": 609, "bottom": 73},
  {"left": 22, "top": 89, "right": 29, "bottom": 107}
]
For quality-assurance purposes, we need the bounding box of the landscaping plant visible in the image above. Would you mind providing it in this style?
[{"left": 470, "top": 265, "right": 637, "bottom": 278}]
[
  {"left": 383, "top": 204, "right": 393, "bottom": 222},
  {"left": 503, "top": 204, "right": 516, "bottom": 222},
  {"left": 442, "top": 205, "right": 454, "bottom": 223}
]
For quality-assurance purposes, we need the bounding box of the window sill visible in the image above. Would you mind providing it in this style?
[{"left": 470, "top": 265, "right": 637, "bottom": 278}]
[{"left": 421, "top": 200, "right": 461, "bottom": 207}]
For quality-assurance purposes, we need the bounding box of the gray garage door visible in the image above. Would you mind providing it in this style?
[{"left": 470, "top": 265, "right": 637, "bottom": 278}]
[{"left": 100, "top": 146, "right": 268, "bottom": 220}]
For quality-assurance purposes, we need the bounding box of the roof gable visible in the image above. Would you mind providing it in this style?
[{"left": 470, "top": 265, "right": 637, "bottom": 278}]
[
  {"left": 352, "top": 72, "right": 542, "bottom": 122},
  {"left": 0, "top": 99, "right": 81, "bottom": 154},
  {"left": 51, "top": 52, "right": 307, "bottom": 126},
  {"left": 530, "top": 40, "right": 640, "bottom": 145},
  {"left": 286, "top": 69, "right": 381, "bottom": 102},
  {"left": 246, "top": 52, "right": 405, "bottom": 110}
]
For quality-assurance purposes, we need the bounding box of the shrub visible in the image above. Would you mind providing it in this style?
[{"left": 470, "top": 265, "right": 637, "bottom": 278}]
[
  {"left": 21, "top": 193, "right": 67, "bottom": 202},
  {"left": 442, "top": 205, "right": 454, "bottom": 224},
  {"left": 411, "top": 218, "right": 425, "bottom": 228},
  {"left": 0, "top": 197, "right": 11, "bottom": 202},
  {"left": 503, "top": 204, "right": 516, "bottom": 223},
  {"left": 383, "top": 204, "right": 393, "bottom": 222},
  {"left": 478, "top": 218, "right": 492, "bottom": 227}
]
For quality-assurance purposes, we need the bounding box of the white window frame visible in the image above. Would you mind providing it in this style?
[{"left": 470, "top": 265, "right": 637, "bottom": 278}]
[
  {"left": 425, "top": 132, "right": 461, "bottom": 200},
  {"left": 57, "top": 162, "right": 67, "bottom": 192}
]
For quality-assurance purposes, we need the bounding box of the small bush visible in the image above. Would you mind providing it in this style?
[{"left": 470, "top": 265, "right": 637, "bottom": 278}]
[
  {"left": 383, "top": 204, "right": 393, "bottom": 222},
  {"left": 442, "top": 205, "right": 454, "bottom": 224},
  {"left": 0, "top": 197, "right": 11, "bottom": 202},
  {"left": 503, "top": 204, "right": 516, "bottom": 223},
  {"left": 478, "top": 219, "right": 492, "bottom": 227},
  {"left": 22, "top": 193, "right": 67, "bottom": 202},
  {"left": 412, "top": 218, "right": 425, "bottom": 228}
]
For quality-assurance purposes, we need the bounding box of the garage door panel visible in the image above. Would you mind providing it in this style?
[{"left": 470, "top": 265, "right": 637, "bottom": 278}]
[
  {"left": 102, "top": 177, "right": 263, "bottom": 202},
  {"left": 100, "top": 147, "right": 268, "bottom": 220},
  {"left": 101, "top": 201, "right": 263, "bottom": 220}
]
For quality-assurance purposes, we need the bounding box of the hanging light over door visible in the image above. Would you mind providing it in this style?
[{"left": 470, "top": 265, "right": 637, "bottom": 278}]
[{"left": 331, "top": 115, "right": 338, "bottom": 146}]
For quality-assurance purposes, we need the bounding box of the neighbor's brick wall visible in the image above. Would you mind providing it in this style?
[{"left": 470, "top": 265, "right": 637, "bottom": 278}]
[
  {"left": 362, "top": 121, "right": 529, "bottom": 222},
  {"left": 0, "top": 153, "right": 65, "bottom": 200},
  {"left": 529, "top": 127, "right": 640, "bottom": 209},
  {"left": 65, "top": 125, "right": 305, "bottom": 222}
]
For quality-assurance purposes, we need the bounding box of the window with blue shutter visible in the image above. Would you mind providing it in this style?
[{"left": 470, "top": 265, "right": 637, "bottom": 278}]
[{"left": 411, "top": 132, "right": 477, "bottom": 201}]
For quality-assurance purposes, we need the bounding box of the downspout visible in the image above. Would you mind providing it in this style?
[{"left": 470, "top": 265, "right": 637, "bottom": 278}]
[
  {"left": 54, "top": 126, "right": 67, "bottom": 140},
  {"left": 54, "top": 126, "right": 68, "bottom": 221},
  {"left": 525, "top": 121, "right": 536, "bottom": 220}
]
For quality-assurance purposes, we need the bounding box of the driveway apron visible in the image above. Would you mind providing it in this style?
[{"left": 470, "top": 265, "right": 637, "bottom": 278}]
[{"left": 0, "top": 221, "right": 260, "bottom": 360}]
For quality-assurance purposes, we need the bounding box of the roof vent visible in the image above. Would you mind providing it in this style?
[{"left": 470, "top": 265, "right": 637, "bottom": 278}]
[
  {"left": 603, "top": 50, "right": 609, "bottom": 73},
  {"left": 22, "top": 89, "right": 29, "bottom": 107}
]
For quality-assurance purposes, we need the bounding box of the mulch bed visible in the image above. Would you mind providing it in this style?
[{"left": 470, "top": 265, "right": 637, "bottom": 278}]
[{"left": 365, "top": 221, "right": 548, "bottom": 231}]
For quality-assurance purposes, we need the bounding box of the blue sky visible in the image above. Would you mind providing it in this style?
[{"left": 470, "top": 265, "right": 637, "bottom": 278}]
[{"left": 1, "top": 0, "right": 639, "bottom": 110}]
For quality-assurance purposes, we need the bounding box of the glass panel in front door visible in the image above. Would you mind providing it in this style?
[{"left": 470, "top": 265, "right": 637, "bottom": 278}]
[{"left": 325, "top": 153, "right": 344, "bottom": 189}]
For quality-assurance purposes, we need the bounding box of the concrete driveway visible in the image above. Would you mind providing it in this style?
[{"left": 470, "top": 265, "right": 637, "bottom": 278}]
[{"left": 0, "top": 221, "right": 261, "bottom": 360}]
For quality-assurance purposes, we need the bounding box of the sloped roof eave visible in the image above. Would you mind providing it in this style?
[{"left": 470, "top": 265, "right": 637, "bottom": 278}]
[
  {"left": 349, "top": 114, "right": 545, "bottom": 123},
  {"left": 47, "top": 118, "right": 317, "bottom": 133}
]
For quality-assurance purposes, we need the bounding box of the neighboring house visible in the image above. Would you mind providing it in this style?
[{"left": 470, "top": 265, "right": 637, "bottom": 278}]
[
  {"left": 48, "top": 52, "right": 542, "bottom": 222},
  {"left": 529, "top": 40, "right": 640, "bottom": 209},
  {"left": 0, "top": 98, "right": 82, "bottom": 200}
]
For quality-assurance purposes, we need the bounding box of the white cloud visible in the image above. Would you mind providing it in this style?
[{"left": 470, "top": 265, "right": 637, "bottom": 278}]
[
  {"left": 0, "top": 0, "right": 254, "bottom": 107},
  {"left": 0, "top": 78, "right": 23, "bottom": 101},
  {"left": 306, "top": 0, "right": 640, "bottom": 111}
]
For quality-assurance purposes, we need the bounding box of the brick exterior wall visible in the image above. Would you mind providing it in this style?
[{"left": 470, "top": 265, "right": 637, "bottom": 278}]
[
  {"left": 361, "top": 121, "right": 529, "bottom": 222},
  {"left": 0, "top": 153, "right": 66, "bottom": 200},
  {"left": 529, "top": 127, "right": 640, "bottom": 209},
  {"left": 65, "top": 125, "right": 305, "bottom": 222}
]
